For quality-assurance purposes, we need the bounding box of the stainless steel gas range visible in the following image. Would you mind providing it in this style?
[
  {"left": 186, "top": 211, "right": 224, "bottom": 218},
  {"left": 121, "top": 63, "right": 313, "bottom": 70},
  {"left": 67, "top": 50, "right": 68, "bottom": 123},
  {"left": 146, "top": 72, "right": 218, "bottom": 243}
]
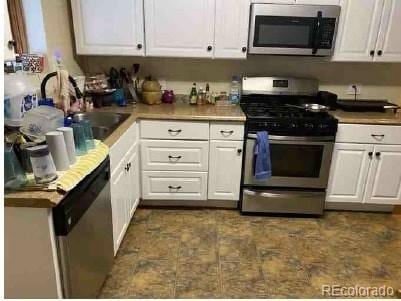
[{"left": 240, "top": 77, "right": 338, "bottom": 215}]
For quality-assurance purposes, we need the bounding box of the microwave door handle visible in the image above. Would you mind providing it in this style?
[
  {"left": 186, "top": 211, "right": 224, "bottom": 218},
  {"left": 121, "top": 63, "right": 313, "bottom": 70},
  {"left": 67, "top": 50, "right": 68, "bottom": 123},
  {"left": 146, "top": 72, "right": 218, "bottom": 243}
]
[{"left": 312, "top": 11, "right": 322, "bottom": 55}]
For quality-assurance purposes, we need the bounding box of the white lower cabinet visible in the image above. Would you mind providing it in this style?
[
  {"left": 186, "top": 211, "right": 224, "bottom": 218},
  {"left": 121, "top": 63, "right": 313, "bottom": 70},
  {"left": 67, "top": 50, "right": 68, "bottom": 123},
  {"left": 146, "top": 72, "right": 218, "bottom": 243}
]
[
  {"left": 326, "top": 124, "right": 401, "bottom": 206},
  {"left": 364, "top": 145, "right": 401, "bottom": 205},
  {"left": 140, "top": 140, "right": 209, "bottom": 171},
  {"left": 142, "top": 171, "right": 208, "bottom": 200},
  {"left": 326, "top": 143, "right": 373, "bottom": 203},
  {"left": 125, "top": 144, "right": 140, "bottom": 221},
  {"left": 110, "top": 162, "right": 129, "bottom": 254},
  {"left": 110, "top": 122, "right": 140, "bottom": 255},
  {"left": 208, "top": 140, "right": 243, "bottom": 200},
  {"left": 140, "top": 120, "right": 244, "bottom": 202}
]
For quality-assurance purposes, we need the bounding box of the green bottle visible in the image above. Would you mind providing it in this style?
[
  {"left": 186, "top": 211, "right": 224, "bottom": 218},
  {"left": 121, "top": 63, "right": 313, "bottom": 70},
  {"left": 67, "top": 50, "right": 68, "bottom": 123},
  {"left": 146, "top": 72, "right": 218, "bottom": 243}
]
[{"left": 189, "top": 83, "right": 197, "bottom": 105}]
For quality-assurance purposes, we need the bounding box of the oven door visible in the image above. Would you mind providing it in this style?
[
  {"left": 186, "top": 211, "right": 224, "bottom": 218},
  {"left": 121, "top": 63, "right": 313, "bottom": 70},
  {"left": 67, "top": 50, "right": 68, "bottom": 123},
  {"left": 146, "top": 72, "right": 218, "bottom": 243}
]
[
  {"left": 243, "top": 134, "right": 334, "bottom": 189},
  {"left": 249, "top": 4, "right": 340, "bottom": 56}
]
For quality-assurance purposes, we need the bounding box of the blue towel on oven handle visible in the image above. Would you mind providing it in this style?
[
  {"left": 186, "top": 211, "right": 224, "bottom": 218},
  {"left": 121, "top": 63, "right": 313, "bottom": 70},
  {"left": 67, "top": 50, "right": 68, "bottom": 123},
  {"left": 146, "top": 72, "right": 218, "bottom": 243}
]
[{"left": 254, "top": 131, "right": 272, "bottom": 180}]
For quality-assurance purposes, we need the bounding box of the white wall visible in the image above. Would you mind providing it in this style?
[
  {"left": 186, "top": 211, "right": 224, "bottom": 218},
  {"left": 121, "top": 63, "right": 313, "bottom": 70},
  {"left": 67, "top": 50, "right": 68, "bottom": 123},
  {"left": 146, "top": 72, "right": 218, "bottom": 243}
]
[
  {"left": 41, "top": 0, "right": 83, "bottom": 75},
  {"left": 79, "top": 55, "right": 401, "bottom": 105}
]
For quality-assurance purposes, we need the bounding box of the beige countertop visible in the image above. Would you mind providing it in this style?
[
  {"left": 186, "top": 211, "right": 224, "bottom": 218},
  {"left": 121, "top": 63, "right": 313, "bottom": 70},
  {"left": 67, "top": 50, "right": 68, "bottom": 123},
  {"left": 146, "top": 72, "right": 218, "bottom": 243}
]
[
  {"left": 330, "top": 110, "right": 401, "bottom": 125},
  {"left": 6, "top": 102, "right": 401, "bottom": 208},
  {"left": 5, "top": 103, "right": 245, "bottom": 208}
]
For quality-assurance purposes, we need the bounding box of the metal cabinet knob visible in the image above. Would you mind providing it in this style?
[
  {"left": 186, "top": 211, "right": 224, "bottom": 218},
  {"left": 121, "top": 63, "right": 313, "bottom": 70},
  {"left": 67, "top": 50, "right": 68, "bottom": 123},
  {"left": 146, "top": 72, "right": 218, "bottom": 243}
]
[
  {"left": 168, "top": 129, "right": 182, "bottom": 133},
  {"left": 242, "top": 47, "right": 247, "bottom": 52},
  {"left": 370, "top": 50, "right": 374, "bottom": 56},
  {"left": 237, "top": 149, "right": 242, "bottom": 155},
  {"left": 371, "top": 134, "right": 385, "bottom": 139},
  {"left": 207, "top": 45, "right": 213, "bottom": 51},
  {"left": 368, "top": 151, "right": 373, "bottom": 157},
  {"left": 168, "top": 185, "right": 182, "bottom": 190},
  {"left": 375, "top": 152, "right": 381, "bottom": 157},
  {"left": 137, "top": 43, "right": 143, "bottom": 49},
  {"left": 377, "top": 50, "right": 383, "bottom": 56},
  {"left": 220, "top": 130, "right": 234, "bottom": 135}
]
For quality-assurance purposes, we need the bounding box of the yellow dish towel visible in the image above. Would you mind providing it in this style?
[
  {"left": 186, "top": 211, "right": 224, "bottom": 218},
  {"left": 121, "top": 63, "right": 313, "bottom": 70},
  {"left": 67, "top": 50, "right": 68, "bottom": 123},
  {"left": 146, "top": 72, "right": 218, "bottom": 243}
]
[{"left": 55, "top": 140, "right": 109, "bottom": 192}]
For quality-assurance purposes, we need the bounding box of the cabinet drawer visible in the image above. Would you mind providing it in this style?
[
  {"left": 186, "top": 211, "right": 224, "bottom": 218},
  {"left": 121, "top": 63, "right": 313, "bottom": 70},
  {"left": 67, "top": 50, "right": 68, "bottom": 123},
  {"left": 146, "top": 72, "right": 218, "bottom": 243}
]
[
  {"left": 140, "top": 120, "right": 209, "bottom": 140},
  {"left": 210, "top": 122, "right": 244, "bottom": 140},
  {"left": 142, "top": 171, "right": 207, "bottom": 200},
  {"left": 141, "top": 140, "right": 209, "bottom": 171},
  {"left": 110, "top": 122, "right": 137, "bottom": 173},
  {"left": 336, "top": 124, "right": 401, "bottom": 145}
]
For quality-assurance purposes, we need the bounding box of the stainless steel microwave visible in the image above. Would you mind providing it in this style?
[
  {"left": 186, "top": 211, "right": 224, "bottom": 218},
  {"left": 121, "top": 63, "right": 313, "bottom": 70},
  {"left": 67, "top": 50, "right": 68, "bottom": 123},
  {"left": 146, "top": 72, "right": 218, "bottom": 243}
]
[{"left": 248, "top": 4, "right": 341, "bottom": 56}]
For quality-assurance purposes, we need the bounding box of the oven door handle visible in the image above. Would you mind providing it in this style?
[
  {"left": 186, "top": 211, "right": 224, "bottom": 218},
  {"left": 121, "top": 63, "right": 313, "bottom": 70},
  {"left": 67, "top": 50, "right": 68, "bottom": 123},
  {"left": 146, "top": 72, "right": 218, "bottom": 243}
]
[
  {"left": 243, "top": 189, "right": 322, "bottom": 199},
  {"left": 244, "top": 189, "right": 289, "bottom": 198},
  {"left": 246, "top": 133, "right": 335, "bottom": 142}
]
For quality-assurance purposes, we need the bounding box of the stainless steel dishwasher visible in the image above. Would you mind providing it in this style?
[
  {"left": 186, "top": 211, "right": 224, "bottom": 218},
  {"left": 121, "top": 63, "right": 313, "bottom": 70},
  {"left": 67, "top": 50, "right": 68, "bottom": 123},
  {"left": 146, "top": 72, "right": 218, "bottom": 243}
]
[{"left": 53, "top": 157, "right": 113, "bottom": 298}]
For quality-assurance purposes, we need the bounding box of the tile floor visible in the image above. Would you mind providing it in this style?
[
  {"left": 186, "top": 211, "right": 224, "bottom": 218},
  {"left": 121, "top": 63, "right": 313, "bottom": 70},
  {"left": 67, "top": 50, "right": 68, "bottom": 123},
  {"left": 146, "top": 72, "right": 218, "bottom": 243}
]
[{"left": 99, "top": 208, "right": 401, "bottom": 298}]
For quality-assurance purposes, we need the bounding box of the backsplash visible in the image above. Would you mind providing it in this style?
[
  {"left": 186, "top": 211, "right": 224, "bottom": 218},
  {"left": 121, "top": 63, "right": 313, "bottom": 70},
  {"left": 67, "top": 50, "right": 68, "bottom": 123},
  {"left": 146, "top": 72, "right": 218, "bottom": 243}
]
[{"left": 78, "top": 55, "right": 401, "bottom": 105}]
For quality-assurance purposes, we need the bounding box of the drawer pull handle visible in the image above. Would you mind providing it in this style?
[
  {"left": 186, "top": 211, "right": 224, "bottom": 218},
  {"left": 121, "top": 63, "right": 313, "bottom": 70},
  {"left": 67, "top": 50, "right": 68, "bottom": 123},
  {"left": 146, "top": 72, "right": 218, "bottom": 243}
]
[
  {"left": 168, "top": 129, "right": 182, "bottom": 135},
  {"left": 220, "top": 130, "right": 234, "bottom": 135},
  {"left": 371, "top": 134, "right": 385, "bottom": 138},
  {"left": 168, "top": 155, "right": 182, "bottom": 160},
  {"left": 168, "top": 185, "right": 182, "bottom": 190}
]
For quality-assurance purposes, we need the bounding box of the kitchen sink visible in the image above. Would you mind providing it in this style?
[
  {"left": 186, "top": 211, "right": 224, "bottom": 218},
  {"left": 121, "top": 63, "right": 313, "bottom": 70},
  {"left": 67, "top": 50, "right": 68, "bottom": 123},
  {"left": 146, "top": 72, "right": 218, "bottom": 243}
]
[{"left": 73, "top": 112, "right": 131, "bottom": 141}]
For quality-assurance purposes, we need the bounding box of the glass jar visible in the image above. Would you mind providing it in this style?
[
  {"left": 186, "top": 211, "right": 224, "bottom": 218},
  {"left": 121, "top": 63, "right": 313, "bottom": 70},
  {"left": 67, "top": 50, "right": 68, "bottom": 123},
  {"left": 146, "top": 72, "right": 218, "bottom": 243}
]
[{"left": 28, "top": 145, "right": 58, "bottom": 184}]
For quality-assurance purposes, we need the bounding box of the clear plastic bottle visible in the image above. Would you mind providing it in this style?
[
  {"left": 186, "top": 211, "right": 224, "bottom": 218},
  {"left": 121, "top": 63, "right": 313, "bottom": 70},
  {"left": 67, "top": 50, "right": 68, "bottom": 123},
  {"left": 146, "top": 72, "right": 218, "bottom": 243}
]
[{"left": 229, "top": 76, "right": 241, "bottom": 105}]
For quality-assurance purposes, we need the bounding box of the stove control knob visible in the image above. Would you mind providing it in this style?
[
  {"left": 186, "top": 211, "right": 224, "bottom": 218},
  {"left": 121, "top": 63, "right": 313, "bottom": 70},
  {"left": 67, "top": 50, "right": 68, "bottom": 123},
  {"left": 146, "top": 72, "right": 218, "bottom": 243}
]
[
  {"left": 272, "top": 122, "right": 280, "bottom": 128},
  {"left": 318, "top": 124, "right": 328, "bottom": 129},
  {"left": 290, "top": 123, "right": 297, "bottom": 128},
  {"left": 304, "top": 123, "right": 314, "bottom": 129}
]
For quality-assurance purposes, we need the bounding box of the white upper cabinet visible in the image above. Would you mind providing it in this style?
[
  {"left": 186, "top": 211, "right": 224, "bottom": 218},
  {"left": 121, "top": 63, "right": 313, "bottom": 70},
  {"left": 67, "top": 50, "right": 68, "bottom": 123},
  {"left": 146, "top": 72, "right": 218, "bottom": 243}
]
[
  {"left": 295, "top": 0, "right": 339, "bottom": 4},
  {"left": 251, "top": 0, "right": 339, "bottom": 4},
  {"left": 144, "top": 0, "right": 216, "bottom": 58},
  {"left": 365, "top": 145, "right": 401, "bottom": 205},
  {"left": 333, "top": 0, "right": 401, "bottom": 62},
  {"left": 71, "top": 0, "right": 145, "bottom": 56},
  {"left": 373, "top": 0, "right": 401, "bottom": 62},
  {"left": 333, "top": 0, "right": 384, "bottom": 61},
  {"left": 214, "top": 0, "right": 250, "bottom": 59}
]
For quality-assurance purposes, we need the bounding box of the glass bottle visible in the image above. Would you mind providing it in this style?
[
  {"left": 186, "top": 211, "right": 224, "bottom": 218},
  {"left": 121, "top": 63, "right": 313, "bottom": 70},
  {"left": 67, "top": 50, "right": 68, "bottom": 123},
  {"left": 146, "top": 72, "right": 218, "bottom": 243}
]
[
  {"left": 197, "top": 87, "right": 205, "bottom": 105},
  {"left": 189, "top": 83, "right": 197, "bottom": 105},
  {"left": 205, "top": 83, "right": 211, "bottom": 104}
]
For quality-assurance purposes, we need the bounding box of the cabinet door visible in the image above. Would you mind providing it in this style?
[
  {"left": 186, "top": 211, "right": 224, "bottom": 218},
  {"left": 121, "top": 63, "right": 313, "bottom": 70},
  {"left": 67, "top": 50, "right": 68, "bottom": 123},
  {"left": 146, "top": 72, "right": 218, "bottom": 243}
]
[
  {"left": 126, "top": 145, "right": 140, "bottom": 220},
  {"left": 326, "top": 143, "right": 374, "bottom": 203},
  {"left": 144, "top": 0, "right": 215, "bottom": 57},
  {"left": 110, "top": 165, "right": 129, "bottom": 255},
  {"left": 208, "top": 140, "right": 243, "bottom": 200},
  {"left": 332, "top": 0, "right": 384, "bottom": 62},
  {"left": 71, "top": 0, "right": 144, "bottom": 56},
  {"left": 214, "top": 0, "right": 250, "bottom": 59},
  {"left": 373, "top": 0, "right": 401, "bottom": 62},
  {"left": 365, "top": 145, "right": 401, "bottom": 205}
]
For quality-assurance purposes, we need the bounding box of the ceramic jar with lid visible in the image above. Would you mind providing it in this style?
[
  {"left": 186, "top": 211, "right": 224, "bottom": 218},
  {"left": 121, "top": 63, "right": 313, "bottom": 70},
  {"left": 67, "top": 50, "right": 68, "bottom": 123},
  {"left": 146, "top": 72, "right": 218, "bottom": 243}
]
[{"left": 28, "top": 145, "right": 58, "bottom": 184}]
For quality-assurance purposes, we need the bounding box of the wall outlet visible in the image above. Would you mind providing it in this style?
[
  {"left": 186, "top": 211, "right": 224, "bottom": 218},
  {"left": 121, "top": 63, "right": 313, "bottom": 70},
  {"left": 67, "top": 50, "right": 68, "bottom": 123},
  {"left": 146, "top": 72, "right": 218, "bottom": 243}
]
[
  {"left": 347, "top": 84, "right": 362, "bottom": 95},
  {"left": 159, "top": 78, "right": 167, "bottom": 91}
]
